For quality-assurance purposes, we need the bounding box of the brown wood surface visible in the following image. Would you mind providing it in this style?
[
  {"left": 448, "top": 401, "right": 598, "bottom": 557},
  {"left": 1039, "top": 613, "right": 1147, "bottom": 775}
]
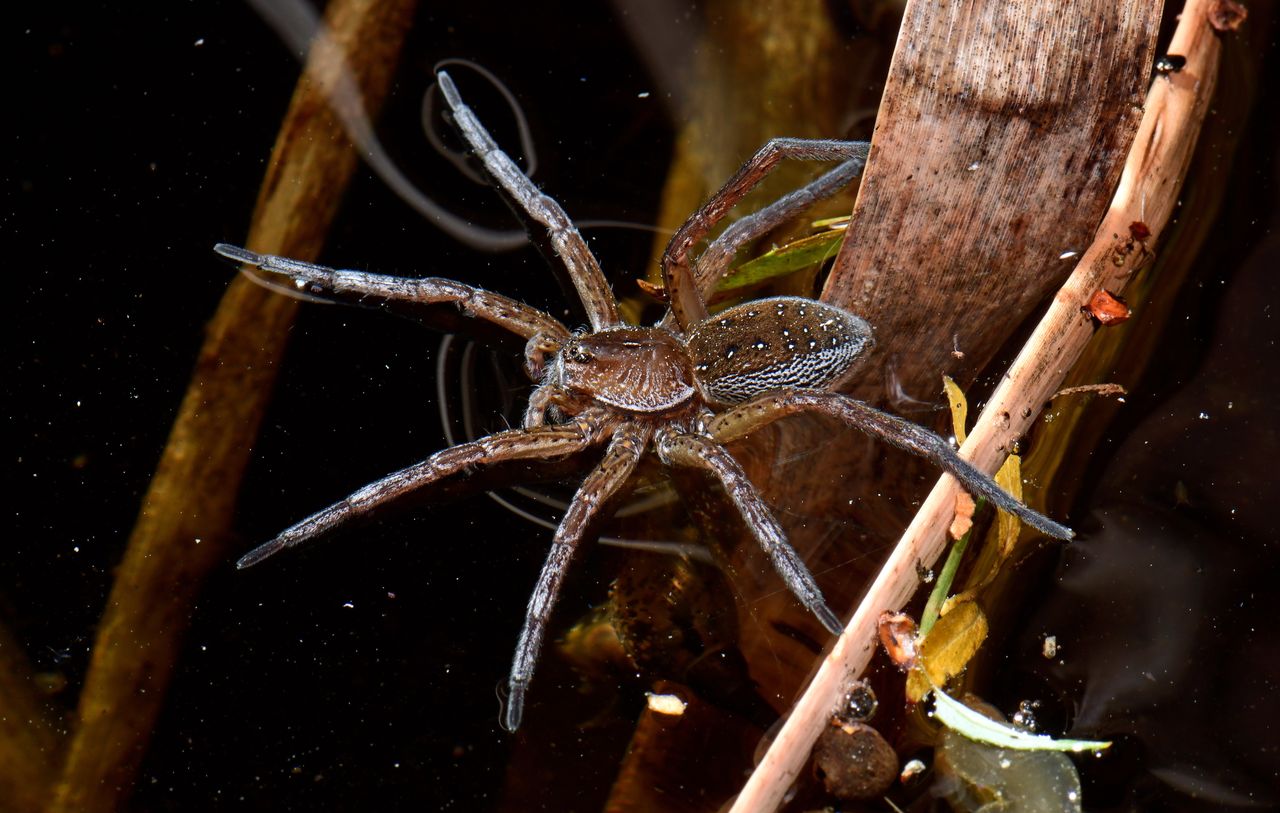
[
  {"left": 717, "top": 0, "right": 1160, "bottom": 713},
  {"left": 42, "top": 2, "right": 417, "bottom": 811},
  {"left": 732, "top": 0, "right": 1228, "bottom": 808},
  {"left": 825, "top": 0, "right": 1160, "bottom": 403}
]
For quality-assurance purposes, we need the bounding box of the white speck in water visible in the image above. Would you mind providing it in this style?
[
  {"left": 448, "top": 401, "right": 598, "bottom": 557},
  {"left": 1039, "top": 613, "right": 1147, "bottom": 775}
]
[
  {"left": 1198, "top": 411, "right": 1210, "bottom": 420},
  {"left": 966, "top": 161, "right": 981, "bottom": 172},
  {"left": 637, "top": 91, "right": 650, "bottom": 98},
  {"left": 342, "top": 601, "right": 354, "bottom": 609},
  {"left": 194, "top": 38, "right": 205, "bottom": 47},
  {"left": 646, "top": 692, "right": 687, "bottom": 716},
  {"left": 1059, "top": 250, "right": 1080, "bottom": 260},
  {"left": 999, "top": 757, "right": 1012, "bottom": 769}
]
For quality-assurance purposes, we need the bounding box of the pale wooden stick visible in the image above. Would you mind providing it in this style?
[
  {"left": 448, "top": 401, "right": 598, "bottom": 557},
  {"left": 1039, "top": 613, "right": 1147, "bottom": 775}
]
[{"left": 728, "top": 0, "right": 1222, "bottom": 809}]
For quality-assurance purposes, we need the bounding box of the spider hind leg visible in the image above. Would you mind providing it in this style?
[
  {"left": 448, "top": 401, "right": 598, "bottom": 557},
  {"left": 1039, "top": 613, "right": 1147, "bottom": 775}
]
[
  {"left": 707, "top": 389, "right": 1075, "bottom": 541},
  {"left": 656, "top": 430, "right": 844, "bottom": 636},
  {"left": 504, "top": 423, "right": 652, "bottom": 731}
]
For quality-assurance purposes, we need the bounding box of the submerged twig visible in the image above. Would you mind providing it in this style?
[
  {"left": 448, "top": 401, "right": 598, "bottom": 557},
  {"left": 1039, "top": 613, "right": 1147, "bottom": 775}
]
[
  {"left": 729, "top": 0, "right": 1223, "bottom": 809},
  {"left": 0, "top": 623, "right": 58, "bottom": 813},
  {"left": 44, "top": 2, "right": 417, "bottom": 811}
]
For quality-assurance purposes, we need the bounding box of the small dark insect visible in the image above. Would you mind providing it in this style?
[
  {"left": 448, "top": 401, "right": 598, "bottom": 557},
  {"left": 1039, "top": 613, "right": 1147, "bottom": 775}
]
[{"left": 218, "top": 71, "right": 1071, "bottom": 731}]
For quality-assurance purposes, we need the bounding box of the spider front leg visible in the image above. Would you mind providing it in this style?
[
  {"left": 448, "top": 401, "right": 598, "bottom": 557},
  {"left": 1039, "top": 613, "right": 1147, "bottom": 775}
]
[
  {"left": 236, "top": 419, "right": 607, "bottom": 569},
  {"left": 505, "top": 423, "right": 653, "bottom": 731},
  {"left": 435, "top": 72, "right": 620, "bottom": 331},
  {"left": 660, "top": 138, "right": 870, "bottom": 332},
  {"left": 706, "top": 389, "right": 1074, "bottom": 540},
  {"left": 656, "top": 429, "right": 843, "bottom": 636},
  {"left": 214, "top": 244, "right": 570, "bottom": 344}
]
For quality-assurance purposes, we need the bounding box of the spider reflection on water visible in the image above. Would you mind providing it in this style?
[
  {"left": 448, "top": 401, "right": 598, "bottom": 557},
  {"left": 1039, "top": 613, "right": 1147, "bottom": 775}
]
[{"left": 218, "top": 71, "right": 1071, "bottom": 732}]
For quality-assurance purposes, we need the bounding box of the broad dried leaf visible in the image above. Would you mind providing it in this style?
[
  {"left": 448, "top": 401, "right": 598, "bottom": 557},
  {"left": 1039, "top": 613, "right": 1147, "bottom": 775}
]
[{"left": 906, "top": 600, "right": 988, "bottom": 702}]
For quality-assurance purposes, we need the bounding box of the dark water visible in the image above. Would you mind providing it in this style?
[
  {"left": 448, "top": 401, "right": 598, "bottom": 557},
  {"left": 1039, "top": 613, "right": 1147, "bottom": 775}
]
[{"left": 11, "top": 2, "right": 1279, "bottom": 811}]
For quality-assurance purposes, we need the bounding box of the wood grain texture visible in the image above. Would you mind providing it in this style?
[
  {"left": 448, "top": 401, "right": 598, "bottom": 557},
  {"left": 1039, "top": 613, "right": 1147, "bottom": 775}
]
[{"left": 825, "top": 0, "right": 1159, "bottom": 402}]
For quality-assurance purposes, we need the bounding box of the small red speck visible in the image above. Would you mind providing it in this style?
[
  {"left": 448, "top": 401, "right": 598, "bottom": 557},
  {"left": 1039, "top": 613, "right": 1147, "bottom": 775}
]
[
  {"left": 1129, "top": 221, "right": 1151, "bottom": 241},
  {"left": 1087, "top": 290, "right": 1132, "bottom": 326}
]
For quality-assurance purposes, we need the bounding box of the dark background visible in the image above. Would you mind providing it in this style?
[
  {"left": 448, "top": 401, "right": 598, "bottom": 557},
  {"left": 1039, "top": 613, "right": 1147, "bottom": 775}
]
[
  {"left": 14, "top": 2, "right": 675, "bottom": 810},
  {"left": 11, "top": 2, "right": 1279, "bottom": 811}
]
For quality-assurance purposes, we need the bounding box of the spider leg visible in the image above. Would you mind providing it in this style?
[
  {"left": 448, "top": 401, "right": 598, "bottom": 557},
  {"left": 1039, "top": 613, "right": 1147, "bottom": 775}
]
[
  {"left": 505, "top": 423, "right": 653, "bottom": 731},
  {"left": 214, "top": 244, "right": 570, "bottom": 343},
  {"left": 656, "top": 430, "right": 843, "bottom": 636},
  {"left": 236, "top": 420, "right": 608, "bottom": 570},
  {"left": 707, "top": 389, "right": 1074, "bottom": 541},
  {"left": 691, "top": 154, "right": 868, "bottom": 301},
  {"left": 435, "top": 72, "right": 620, "bottom": 332},
  {"left": 660, "top": 138, "right": 870, "bottom": 332}
]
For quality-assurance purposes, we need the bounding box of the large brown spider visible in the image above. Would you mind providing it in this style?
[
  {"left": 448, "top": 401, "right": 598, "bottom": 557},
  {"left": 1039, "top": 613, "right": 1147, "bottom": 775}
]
[{"left": 217, "top": 71, "right": 1071, "bottom": 732}]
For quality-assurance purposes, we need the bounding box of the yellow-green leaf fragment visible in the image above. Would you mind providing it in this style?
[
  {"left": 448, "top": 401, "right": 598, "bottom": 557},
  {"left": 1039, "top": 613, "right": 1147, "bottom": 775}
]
[
  {"left": 943, "top": 375, "right": 970, "bottom": 445},
  {"left": 717, "top": 229, "right": 844, "bottom": 292},
  {"left": 994, "top": 451, "right": 1024, "bottom": 557},
  {"left": 932, "top": 688, "right": 1111, "bottom": 753},
  {"left": 906, "top": 600, "right": 988, "bottom": 702}
]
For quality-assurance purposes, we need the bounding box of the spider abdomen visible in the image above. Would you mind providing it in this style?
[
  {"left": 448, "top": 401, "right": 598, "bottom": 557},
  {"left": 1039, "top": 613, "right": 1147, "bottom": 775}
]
[{"left": 687, "top": 296, "right": 874, "bottom": 405}]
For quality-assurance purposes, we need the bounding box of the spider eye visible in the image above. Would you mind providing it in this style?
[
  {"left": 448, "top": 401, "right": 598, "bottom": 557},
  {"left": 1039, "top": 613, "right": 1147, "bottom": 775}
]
[{"left": 565, "top": 344, "right": 594, "bottom": 364}]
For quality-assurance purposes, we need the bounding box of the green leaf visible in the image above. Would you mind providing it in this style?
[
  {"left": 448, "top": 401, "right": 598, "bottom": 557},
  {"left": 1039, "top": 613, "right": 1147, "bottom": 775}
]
[
  {"left": 716, "top": 229, "right": 844, "bottom": 292},
  {"left": 931, "top": 688, "right": 1111, "bottom": 753}
]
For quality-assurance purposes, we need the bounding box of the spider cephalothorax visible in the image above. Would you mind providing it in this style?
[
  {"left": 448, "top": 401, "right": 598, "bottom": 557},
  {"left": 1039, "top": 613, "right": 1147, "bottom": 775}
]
[{"left": 218, "top": 71, "right": 1071, "bottom": 731}]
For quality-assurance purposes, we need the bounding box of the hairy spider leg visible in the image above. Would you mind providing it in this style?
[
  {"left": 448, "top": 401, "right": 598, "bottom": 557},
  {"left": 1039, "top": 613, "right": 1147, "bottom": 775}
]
[
  {"left": 660, "top": 138, "right": 871, "bottom": 332},
  {"left": 656, "top": 430, "right": 844, "bottom": 635},
  {"left": 706, "top": 389, "right": 1075, "bottom": 541},
  {"left": 505, "top": 423, "right": 652, "bottom": 731},
  {"left": 213, "top": 244, "right": 571, "bottom": 343},
  {"left": 435, "top": 71, "right": 620, "bottom": 331},
  {"left": 235, "top": 422, "right": 606, "bottom": 570},
  {"left": 692, "top": 153, "right": 868, "bottom": 298}
]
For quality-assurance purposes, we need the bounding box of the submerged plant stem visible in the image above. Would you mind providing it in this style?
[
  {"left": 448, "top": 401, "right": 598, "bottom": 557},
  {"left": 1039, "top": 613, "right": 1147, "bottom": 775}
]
[
  {"left": 44, "top": 2, "right": 417, "bottom": 811},
  {"left": 918, "top": 516, "right": 975, "bottom": 638}
]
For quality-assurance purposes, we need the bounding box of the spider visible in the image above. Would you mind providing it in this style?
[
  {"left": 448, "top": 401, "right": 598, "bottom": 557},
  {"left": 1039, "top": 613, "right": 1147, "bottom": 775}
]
[{"left": 217, "top": 71, "right": 1072, "bottom": 732}]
